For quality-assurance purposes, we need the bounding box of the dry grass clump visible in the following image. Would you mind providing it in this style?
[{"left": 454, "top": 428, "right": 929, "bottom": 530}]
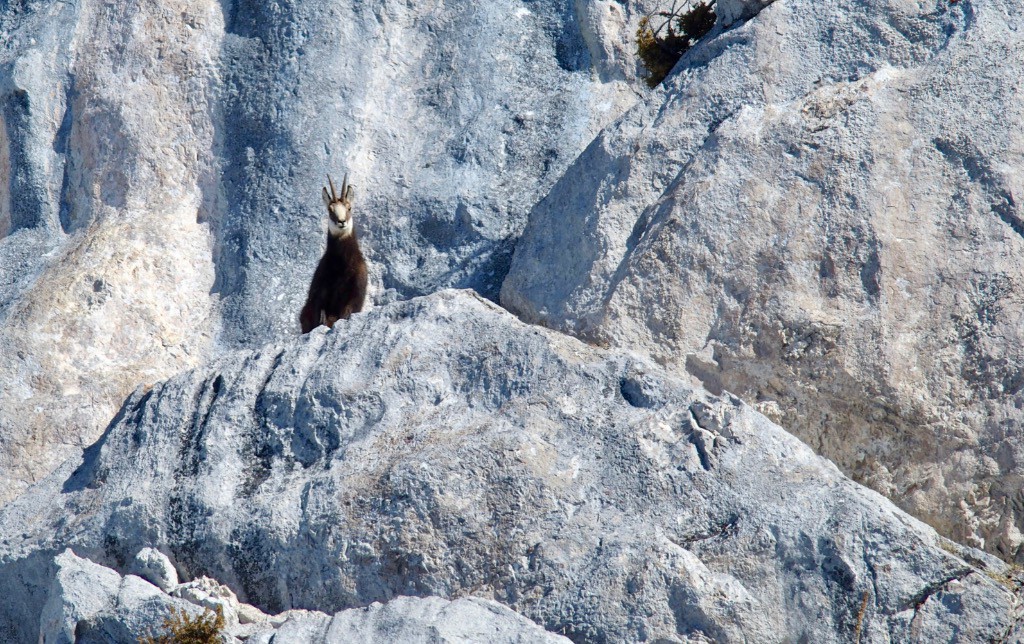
[
  {"left": 637, "top": 1, "right": 717, "bottom": 87},
  {"left": 138, "top": 606, "right": 224, "bottom": 644}
]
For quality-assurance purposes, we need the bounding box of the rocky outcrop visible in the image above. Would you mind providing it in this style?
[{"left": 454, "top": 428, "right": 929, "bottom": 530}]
[
  {"left": 244, "top": 596, "right": 572, "bottom": 644},
  {"left": 4, "top": 0, "right": 1024, "bottom": 637},
  {"left": 40, "top": 548, "right": 563, "bottom": 643},
  {"left": 1, "top": 291, "right": 1019, "bottom": 642},
  {"left": 40, "top": 549, "right": 204, "bottom": 644},
  {"left": 0, "top": 0, "right": 652, "bottom": 503},
  {"left": 503, "top": 0, "right": 1024, "bottom": 558},
  {"left": 0, "top": 0, "right": 224, "bottom": 507}
]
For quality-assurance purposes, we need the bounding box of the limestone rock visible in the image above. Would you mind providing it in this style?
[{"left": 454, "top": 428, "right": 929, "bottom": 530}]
[
  {"left": 28, "top": 518, "right": 570, "bottom": 643},
  {"left": 247, "top": 596, "right": 572, "bottom": 644},
  {"left": 74, "top": 575, "right": 207, "bottom": 644},
  {"left": 502, "top": 0, "right": 1024, "bottom": 558},
  {"left": 0, "top": 0, "right": 651, "bottom": 504},
  {"left": 0, "top": 0, "right": 223, "bottom": 508},
  {"left": 38, "top": 549, "right": 203, "bottom": 644},
  {"left": 129, "top": 547, "right": 179, "bottom": 593},
  {"left": 0, "top": 291, "right": 1018, "bottom": 642},
  {"left": 172, "top": 575, "right": 241, "bottom": 627},
  {"left": 716, "top": 0, "right": 775, "bottom": 28},
  {"left": 39, "top": 549, "right": 122, "bottom": 644}
]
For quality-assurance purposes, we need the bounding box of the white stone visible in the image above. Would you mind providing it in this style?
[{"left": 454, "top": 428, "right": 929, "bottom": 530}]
[
  {"left": 35, "top": 550, "right": 203, "bottom": 644},
  {"left": 248, "top": 596, "right": 571, "bottom": 644},
  {"left": 38, "top": 549, "right": 121, "bottom": 644},
  {"left": 31, "top": 550, "right": 565, "bottom": 644},
  {"left": 129, "top": 547, "right": 178, "bottom": 593},
  {"left": 715, "top": 0, "right": 775, "bottom": 28},
  {"left": 171, "top": 576, "right": 240, "bottom": 628}
]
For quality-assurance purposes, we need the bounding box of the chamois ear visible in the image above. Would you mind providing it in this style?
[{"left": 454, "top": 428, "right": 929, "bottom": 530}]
[
  {"left": 345, "top": 184, "right": 354, "bottom": 203},
  {"left": 322, "top": 186, "right": 331, "bottom": 208}
]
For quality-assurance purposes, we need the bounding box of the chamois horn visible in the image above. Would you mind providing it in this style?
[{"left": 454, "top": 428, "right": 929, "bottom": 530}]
[{"left": 327, "top": 175, "right": 338, "bottom": 201}]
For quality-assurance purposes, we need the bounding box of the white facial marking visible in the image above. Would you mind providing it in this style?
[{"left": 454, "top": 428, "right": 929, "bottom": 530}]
[
  {"left": 327, "top": 202, "right": 353, "bottom": 238},
  {"left": 329, "top": 202, "right": 350, "bottom": 222}
]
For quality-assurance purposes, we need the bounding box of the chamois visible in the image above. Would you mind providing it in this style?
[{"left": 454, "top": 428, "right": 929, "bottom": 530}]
[{"left": 299, "top": 174, "right": 368, "bottom": 333}]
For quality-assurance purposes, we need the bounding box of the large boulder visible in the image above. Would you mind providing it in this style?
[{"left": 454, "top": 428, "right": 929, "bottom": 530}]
[
  {"left": 0, "top": 0, "right": 649, "bottom": 504},
  {"left": 502, "top": 0, "right": 1024, "bottom": 558},
  {"left": 1, "top": 291, "right": 1019, "bottom": 643}
]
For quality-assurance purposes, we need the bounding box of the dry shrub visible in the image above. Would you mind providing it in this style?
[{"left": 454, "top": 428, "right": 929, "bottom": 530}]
[
  {"left": 138, "top": 606, "right": 225, "bottom": 644},
  {"left": 636, "top": 1, "right": 717, "bottom": 87}
]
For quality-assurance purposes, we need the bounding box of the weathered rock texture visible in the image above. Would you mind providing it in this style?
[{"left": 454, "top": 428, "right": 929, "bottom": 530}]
[
  {"left": 503, "top": 0, "right": 1024, "bottom": 559},
  {"left": 41, "top": 549, "right": 560, "bottom": 643},
  {"left": 40, "top": 549, "right": 217, "bottom": 644},
  {"left": 1, "top": 291, "right": 1020, "bottom": 643},
  {"left": 0, "top": 0, "right": 652, "bottom": 502},
  {"left": 129, "top": 547, "right": 179, "bottom": 593},
  {"left": 0, "top": 0, "right": 224, "bottom": 507},
  {"left": 245, "top": 595, "right": 572, "bottom": 644}
]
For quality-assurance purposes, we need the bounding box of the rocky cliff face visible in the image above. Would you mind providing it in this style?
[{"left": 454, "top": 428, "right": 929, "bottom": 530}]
[
  {"left": 4, "top": 0, "right": 1024, "bottom": 640},
  {"left": 0, "top": 0, "right": 648, "bottom": 503},
  {"left": 2, "top": 291, "right": 1019, "bottom": 642},
  {"left": 504, "top": 0, "right": 1024, "bottom": 559}
]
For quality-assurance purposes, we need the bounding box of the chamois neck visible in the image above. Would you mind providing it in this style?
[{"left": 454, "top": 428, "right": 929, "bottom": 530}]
[{"left": 326, "top": 228, "right": 359, "bottom": 254}]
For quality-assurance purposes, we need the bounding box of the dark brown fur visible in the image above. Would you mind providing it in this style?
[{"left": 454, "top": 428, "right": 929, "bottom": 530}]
[{"left": 300, "top": 177, "right": 368, "bottom": 332}]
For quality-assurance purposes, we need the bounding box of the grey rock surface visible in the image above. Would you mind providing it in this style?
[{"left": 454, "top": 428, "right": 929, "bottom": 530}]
[
  {"left": 319, "top": 596, "right": 570, "bottom": 644},
  {"left": 0, "top": 0, "right": 224, "bottom": 508},
  {"left": 129, "top": 547, "right": 179, "bottom": 593},
  {"left": 4, "top": 0, "right": 1024, "bottom": 638},
  {"left": 38, "top": 549, "right": 204, "bottom": 644},
  {"left": 503, "top": 0, "right": 1024, "bottom": 558},
  {"left": 170, "top": 574, "right": 249, "bottom": 628},
  {"left": 716, "top": 0, "right": 774, "bottom": 28},
  {"left": 39, "top": 549, "right": 123, "bottom": 644},
  {"left": 37, "top": 548, "right": 570, "bottom": 644},
  {"left": 1, "top": 291, "right": 1019, "bottom": 643},
  {"left": 76, "top": 595, "right": 205, "bottom": 644},
  {"left": 247, "top": 596, "right": 572, "bottom": 644},
  {"left": 0, "top": 0, "right": 652, "bottom": 503}
]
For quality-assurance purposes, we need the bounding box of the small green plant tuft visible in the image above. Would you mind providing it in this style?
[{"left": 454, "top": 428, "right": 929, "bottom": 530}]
[
  {"left": 138, "top": 606, "right": 225, "bottom": 644},
  {"left": 636, "top": 1, "right": 717, "bottom": 88}
]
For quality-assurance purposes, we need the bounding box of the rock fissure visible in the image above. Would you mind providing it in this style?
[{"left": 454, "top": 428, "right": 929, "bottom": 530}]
[
  {"left": 934, "top": 136, "right": 1024, "bottom": 241},
  {"left": 902, "top": 568, "right": 975, "bottom": 616}
]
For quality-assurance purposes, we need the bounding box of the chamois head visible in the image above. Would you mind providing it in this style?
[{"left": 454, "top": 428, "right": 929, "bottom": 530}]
[{"left": 322, "top": 174, "right": 355, "bottom": 239}]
